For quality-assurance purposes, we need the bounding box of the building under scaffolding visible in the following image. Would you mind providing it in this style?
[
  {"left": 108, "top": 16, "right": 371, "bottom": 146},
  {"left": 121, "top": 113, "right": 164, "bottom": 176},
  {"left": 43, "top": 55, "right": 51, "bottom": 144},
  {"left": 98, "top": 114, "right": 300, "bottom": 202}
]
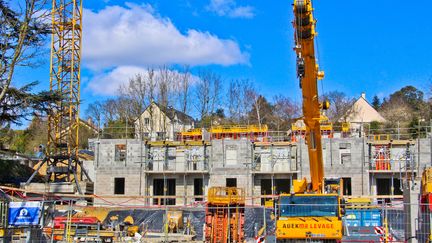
[{"left": 87, "top": 133, "right": 431, "bottom": 206}]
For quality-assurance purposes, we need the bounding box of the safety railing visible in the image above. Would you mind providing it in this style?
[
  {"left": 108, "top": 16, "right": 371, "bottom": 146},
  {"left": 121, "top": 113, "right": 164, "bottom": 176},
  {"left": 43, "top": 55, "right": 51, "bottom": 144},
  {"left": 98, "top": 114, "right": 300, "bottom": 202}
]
[
  {"left": 208, "top": 187, "right": 245, "bottom": 205},
  {"left": 0, "top": 200, "right": 7, "bottom": 228},
  {"left": 34, "top": 201, "right": 432, "bottom": 242}
]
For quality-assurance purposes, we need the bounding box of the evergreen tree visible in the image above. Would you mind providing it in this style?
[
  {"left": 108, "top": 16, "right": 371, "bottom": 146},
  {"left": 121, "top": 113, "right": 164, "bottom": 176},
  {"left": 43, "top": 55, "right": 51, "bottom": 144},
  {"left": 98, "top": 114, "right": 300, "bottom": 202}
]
[{"left": 372, "top": 95, "right": 381, "bottom": 110}]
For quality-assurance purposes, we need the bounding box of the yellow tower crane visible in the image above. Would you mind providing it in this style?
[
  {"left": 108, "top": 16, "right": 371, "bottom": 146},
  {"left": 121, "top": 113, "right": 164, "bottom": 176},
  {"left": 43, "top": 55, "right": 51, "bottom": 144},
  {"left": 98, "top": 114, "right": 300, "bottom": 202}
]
[{"left": 26, "top": 0, "right": 91, "bottom": 194}]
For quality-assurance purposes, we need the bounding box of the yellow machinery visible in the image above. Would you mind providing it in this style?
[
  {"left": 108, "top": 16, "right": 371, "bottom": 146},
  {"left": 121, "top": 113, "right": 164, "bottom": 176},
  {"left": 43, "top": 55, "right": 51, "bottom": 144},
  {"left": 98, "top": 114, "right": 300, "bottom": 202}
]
[
  {"left": 276, "top": 0, "right": 343, "bottom": 241},
  {"left": 166, "top": 210, "right": 183, "bottom": 233},
  {"left": 205, "top": 187, "right": 245, "bottom": 243},
  {"left": 0, "top": 200, "right": 6, "bottom": 238},
  {"left": 420, "top": 168, "right": 432, "bottom": 242}
]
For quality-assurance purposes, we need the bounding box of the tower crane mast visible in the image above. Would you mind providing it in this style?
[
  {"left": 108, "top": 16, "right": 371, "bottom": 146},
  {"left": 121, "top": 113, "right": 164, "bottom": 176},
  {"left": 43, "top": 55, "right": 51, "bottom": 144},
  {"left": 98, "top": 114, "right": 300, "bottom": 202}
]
[{"left": 26, "top": 0, "right": 90, "bottom": 193}]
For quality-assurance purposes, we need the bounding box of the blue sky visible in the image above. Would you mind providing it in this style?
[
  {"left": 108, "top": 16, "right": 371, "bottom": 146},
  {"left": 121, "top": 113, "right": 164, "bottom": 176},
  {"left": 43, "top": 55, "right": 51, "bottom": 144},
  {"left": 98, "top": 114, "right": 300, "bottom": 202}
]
[{"left": 13, "top": 0, "right": 432, "bottom": 119}]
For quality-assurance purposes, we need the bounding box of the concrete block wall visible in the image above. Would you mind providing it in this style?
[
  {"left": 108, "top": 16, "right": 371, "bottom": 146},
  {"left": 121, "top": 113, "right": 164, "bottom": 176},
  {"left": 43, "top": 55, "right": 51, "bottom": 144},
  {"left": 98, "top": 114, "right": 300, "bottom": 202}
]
[
  {"left": 94, "top": 166, "right": 145, "bottom": 205},
  {"left": 146, "top": 174, "right": 209, "bottom": 206},
  {"left": 210, "top": 139, "right": 252, "bottom": 169},
  {"left": 299, "top": 137, "right": 367, "bottom": 196},
  {"left": 94, "top": 139, "right": 145, "bottom": 168},
  {"left": 90, "top": 137, "right": 432, "bottom": 206},
  {"left": 254, "top": 145, "right": 297, "bottom": 173},
  {"left": 418, "top": 138, "right": 432, "bottom": 170}
]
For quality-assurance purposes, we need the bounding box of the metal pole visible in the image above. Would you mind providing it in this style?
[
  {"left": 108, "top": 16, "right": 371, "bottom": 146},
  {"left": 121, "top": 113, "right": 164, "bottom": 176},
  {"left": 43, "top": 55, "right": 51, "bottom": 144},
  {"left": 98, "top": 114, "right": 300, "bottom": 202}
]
[
  {"left": 125, "top": 112, "right": 128, "bottom": 139},
  {"left": 299, "top": 138, "right": 302, "bottom": 178},
  {"left": 397, "top": 121, "right": 400, "bottom": 140},
  {"left": 183, "top": 174, "right": 186, "bottom": 206},
  {"left": 430, "top": 119, "right": 432, "bottom": 166},
  {"left": 227, "top": 203, "right": 231, "bottom": 242},
  {"left": 139, "top": 140, "right": 143, "bottom": 196},
  {"left": 361, "top": 136, "right": 365, "bottom": 195}
]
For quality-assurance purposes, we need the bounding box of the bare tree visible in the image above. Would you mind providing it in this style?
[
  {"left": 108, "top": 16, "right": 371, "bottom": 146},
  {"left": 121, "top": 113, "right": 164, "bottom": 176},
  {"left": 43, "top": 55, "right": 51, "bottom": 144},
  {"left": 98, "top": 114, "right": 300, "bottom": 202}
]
[
  {"left": 0, "top": 0, "right": 49, "bottom": 102},
  {"left": 210, "top": 74, "right": 222, "bottom": 117},
  {"left": 245, "top": 84, "right": 272, "bottom": 128},
  {"left": 227, "top": 79, "right": 241, "bottom": 122},
  {"left": 157, "top": 66, "right": 171, "bottom": 134},
  {"left": 85, "top": 101, "right": 103, "bottom": 128},
  {"left": 194, "top": 70, "right": 222, "bottom": 126},
  {"left": 178, "top": 66, "right": 191, "bottom": 115},
  {"left": 101, "top": 98, "right": 119, "bottom": 124},
  {"left": 146, "top": 68, "right": 156, "bottom": 136},
  {"left": 380, "top": 96, "right": 414, "bottom": 127},
  {"left": 240, "top": 79, "right": 254, "bottom": 124},
  {"left": 195, "top": 73, "right": 211, "bottom": 122},
  {"left": 272, "top": 95, "right": 301, "bottom": 130},
  {"left": 119, "top": 73, "right": 149, "bottom": 137},
  {"left": 177, "top": 66, "right": 191, "bottom": 131},
  {"left": 322, "top": 91, "right": 356, "bottom": 122}
]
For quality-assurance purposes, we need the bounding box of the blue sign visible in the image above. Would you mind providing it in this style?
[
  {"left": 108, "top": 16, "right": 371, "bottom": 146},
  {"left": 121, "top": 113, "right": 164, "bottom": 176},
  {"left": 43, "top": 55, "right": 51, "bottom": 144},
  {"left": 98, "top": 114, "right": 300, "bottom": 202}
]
[{"left": 8, "top": 201, "right": 42, "bottom": 226}]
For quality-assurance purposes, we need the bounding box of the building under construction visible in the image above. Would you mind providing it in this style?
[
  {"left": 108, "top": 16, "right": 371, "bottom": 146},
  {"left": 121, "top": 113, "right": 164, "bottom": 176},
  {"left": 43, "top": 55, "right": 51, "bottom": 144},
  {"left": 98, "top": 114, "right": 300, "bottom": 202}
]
[
  {"left": 88, "top": 126, "right": 430, "bottom": 206},
  {"left": 3, "top": 0, "right": 432, "bottom": 241}
]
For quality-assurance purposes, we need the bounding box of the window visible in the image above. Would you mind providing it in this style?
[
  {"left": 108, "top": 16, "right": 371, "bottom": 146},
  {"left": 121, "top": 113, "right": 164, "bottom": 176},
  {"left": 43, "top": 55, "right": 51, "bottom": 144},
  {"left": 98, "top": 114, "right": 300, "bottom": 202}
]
[
  {"left": 225, "top": 145, "right": 237, "bottom": 165},
  {"left": 340, "top": 152, "right": 351, "bottom": 165},
  {"left": 114, "top": 178, "right": 125, "bottom": 194},
  {"left": 194, "top": 178, "right": 203, "bottom": 201},
  {"left": 339, "top": 143, "right": 351, "bottom": 149},
  {"left": 261, "top": 179, "right": 291, "bottom": 205},
  {"left": 157, "top": 132, "right": 166, "bottom": 140},
  {"left": 153, "top": 179, "right": 176, "bottom": 205},
  {"left": 226, "top": 178, "right": 237, "bottom": 187},
  {"left": 280, "top": 195, "right": 339, "bottom": 217},
  {"left": 339, "top": 143, "right": 351, "bottom": 165},
  {"left": 377, "top": 178, "right": 403, "bottom": 196},
  {"left": 342, "top": 177, "right": 352, "bottom": 196},
  {"left": 144, "top": 118, "right": 150, "bottom": 125},
  {"left": 142, "top": 132, "right": 150, "bottom": 139},
  {"left": 115, "top": 144, "right": 126, "bottom": 162}
]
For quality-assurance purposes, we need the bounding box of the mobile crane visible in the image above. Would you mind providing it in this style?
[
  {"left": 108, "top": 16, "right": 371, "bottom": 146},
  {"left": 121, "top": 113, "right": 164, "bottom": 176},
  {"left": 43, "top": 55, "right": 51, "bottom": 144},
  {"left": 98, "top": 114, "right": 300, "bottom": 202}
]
[{"left": 275, "top": 0, "right": 344, "bottom": 241}]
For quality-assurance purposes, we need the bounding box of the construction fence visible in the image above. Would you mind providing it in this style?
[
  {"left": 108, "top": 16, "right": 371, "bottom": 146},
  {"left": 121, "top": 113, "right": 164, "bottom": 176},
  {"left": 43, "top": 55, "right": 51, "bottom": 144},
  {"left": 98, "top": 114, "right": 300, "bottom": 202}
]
[{"left": 1, "top": 199, "right": 432, "bottom": 242}]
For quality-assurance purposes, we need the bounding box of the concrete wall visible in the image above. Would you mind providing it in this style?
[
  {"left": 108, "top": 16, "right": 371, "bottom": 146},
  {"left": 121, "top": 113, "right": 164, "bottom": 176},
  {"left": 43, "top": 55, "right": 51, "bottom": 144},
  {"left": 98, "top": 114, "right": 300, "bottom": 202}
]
[
  {"left": 90, "top": 136, "right": 432, "bottom": 205},
  {"left": 297, "top": 137, "right": 367, "bottom": 196}
]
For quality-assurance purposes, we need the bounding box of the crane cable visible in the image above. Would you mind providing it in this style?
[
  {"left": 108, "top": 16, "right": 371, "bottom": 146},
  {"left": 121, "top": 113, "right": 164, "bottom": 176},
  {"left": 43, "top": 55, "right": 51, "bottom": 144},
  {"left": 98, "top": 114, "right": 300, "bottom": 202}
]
[{"left": 310, "top": 0, "right": 326, "bottom": 96}]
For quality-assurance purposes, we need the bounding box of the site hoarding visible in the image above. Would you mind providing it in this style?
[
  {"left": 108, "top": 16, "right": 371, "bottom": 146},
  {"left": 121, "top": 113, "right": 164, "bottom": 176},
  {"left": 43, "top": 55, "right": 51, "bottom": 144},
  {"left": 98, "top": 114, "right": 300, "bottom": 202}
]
[{"left": 8, "top": 201, "right": 42, "bottom": 226}]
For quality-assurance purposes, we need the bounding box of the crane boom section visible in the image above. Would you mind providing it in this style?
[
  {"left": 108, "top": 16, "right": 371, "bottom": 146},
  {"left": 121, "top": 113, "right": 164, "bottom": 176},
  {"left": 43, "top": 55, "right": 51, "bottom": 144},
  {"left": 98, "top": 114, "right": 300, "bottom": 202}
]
[{"left": 293, "top": 0, "right": 325, "bottom": 192}]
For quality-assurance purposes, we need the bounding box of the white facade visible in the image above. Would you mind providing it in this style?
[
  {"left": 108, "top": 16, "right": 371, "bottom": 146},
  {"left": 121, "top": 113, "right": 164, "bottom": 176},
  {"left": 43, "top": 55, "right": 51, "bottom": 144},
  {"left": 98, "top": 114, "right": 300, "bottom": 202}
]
[
  {"left": 341, "top": 93, "right": 386, "bottom": 131},
  {"left": 134, "top": 102, "right": 194, "bottom": 140}
]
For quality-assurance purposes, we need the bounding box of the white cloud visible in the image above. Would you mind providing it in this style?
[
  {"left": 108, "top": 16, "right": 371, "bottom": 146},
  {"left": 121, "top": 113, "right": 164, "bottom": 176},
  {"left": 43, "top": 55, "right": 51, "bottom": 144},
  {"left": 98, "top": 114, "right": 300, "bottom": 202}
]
[
  {"left": 82, "top": 3, "right": 249, "bottom": 70},
  {"left": 206, "top": 0, "right": 255, "bottom": 19},
  {"left": 87, "top": 66, "right": 143, "bottom": 95},
  {"left": 87, "top": 66, "right": 199, "bottom": 96}
]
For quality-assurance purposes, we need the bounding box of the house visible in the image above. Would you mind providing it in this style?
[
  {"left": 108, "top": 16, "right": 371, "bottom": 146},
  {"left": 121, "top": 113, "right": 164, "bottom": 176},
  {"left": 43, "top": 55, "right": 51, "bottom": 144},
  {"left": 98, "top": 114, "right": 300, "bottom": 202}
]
[
  {"left": 340, "top": 93, "right": 386, "bottom": 133},
  {"left": 134, "top": 102, "right": 195, "bottom": 141}
]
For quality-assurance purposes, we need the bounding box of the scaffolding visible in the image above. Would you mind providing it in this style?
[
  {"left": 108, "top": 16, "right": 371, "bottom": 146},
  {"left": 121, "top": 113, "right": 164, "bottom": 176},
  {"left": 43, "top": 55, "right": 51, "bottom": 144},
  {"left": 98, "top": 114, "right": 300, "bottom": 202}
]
[
  {"left": 178, "top": 125, "right": 269, "bottom": 142},
  {"left": 210, "top": 125, "right": 268, "bottom": 141},
  {"left": 177, "top": 128, "right": 203, "bottom": 141},
  {"left": 291, "top": 115, "right": 333, "bottom": 141},
  {"left": 205, "top": 187, "right": 245, "bottom": 243}
]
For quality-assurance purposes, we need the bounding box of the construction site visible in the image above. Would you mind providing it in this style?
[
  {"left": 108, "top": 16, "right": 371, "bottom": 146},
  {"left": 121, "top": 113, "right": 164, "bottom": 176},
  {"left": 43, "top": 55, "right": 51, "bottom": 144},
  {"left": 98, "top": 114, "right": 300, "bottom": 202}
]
[{"left": 1, "top": 0, "right": 432, "bottom": 242}]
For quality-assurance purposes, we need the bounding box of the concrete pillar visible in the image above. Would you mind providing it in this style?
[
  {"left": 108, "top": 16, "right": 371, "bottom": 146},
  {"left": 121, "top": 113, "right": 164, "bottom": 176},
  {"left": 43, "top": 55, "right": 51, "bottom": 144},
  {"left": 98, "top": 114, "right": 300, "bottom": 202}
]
[{"left": 403, "top": 180, "right": 420, "bottom": 243}]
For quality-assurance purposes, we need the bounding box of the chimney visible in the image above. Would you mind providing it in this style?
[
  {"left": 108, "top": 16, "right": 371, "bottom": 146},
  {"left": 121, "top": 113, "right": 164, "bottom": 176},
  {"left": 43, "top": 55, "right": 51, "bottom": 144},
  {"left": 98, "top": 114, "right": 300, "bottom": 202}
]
[{"left": 361, "top": 92, "right": 366, "bottom": 99}]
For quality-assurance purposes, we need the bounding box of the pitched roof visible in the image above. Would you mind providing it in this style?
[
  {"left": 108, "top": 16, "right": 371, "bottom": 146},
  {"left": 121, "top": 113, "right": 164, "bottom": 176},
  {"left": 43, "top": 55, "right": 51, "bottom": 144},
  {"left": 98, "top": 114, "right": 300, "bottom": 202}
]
[
  {"left": 152, "top": 102, "right": 194, "bottom": 124},
  {"left": 340, "top": 94, "right": 386, "bottom": 123}
]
